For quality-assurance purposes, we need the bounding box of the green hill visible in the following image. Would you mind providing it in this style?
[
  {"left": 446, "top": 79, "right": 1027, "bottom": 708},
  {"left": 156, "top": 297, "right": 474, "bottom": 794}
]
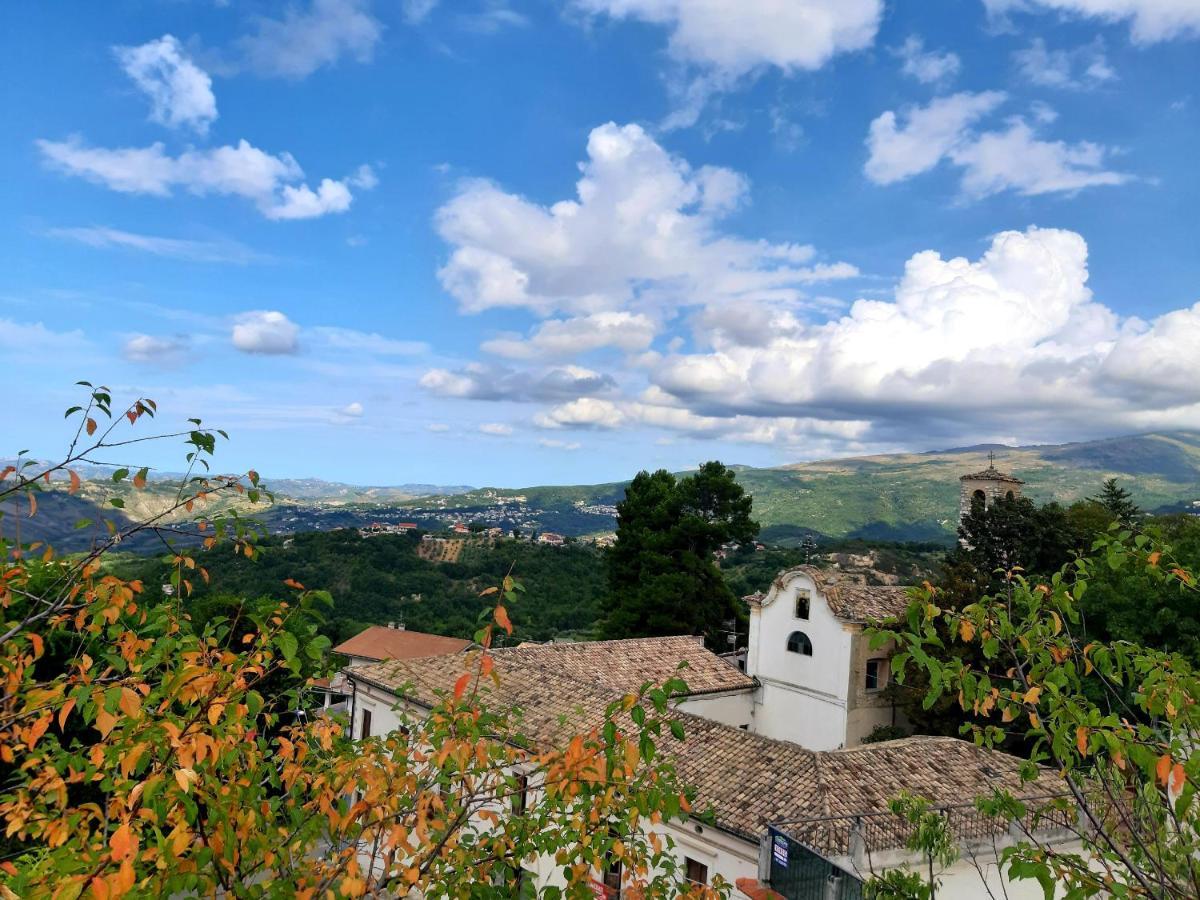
[{"left": 413, "top": 431, "right": 1200, "bottom": 543}]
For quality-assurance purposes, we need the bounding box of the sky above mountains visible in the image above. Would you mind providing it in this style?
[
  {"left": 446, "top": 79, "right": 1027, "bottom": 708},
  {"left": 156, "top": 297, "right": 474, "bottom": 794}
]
[{"left": 3, "top": 0, "right": 1198, "bottom": 485}]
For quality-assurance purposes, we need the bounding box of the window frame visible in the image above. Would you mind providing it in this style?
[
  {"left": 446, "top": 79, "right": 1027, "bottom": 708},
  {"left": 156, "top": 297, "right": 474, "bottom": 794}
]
[
  {"left": 794, "top": 589, "right": 811, "bottom": 620},
  {"left": 865, "top": 658, "right": 886, "bottom": 692},
  {"left": 360, "top": 707, "right": 373, "bottom": 740},
  {"left": 786, "top": 631, "right": 813, "bottom": 656},
  {"left": 685, "top": 857, "right": 709, "bottom": 886}
]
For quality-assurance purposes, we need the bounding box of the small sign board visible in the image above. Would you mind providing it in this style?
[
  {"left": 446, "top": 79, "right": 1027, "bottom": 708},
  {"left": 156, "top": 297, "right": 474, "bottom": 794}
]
[{"left": 772, "top": 835, "right": 789, "bottom": 867}]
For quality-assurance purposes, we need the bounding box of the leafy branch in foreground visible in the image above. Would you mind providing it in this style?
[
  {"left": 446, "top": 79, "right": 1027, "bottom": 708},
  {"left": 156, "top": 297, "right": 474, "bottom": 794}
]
[
  {"left": 1, "top": 384, "right": 722, "bottom": 898},
  {"left": 872, "top": 527, "right": 1200, "bottom": 898}
]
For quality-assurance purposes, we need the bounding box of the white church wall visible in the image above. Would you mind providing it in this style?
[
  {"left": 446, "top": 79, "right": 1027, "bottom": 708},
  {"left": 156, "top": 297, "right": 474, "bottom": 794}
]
[{"left": 677, "top": 689, "right": 754, "bottom": 729}]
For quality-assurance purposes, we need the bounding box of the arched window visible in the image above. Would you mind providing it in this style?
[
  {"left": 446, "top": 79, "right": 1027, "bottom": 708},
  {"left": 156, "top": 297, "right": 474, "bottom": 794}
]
[
  {"left": 972, "top": 489, "right": 986, "bottom": 504},
  {"left": 1005, "top": 490, "right": 1015, "bottom": 500},
  {"left": 786, "top": 631, "right": 813, "bottom": 656}
]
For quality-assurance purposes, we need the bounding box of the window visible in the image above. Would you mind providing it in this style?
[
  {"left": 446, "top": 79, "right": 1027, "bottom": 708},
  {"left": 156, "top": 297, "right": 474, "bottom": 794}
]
[
  {"left": 786, "top": 631, "right": 813, "bottom": 656},
  {"left": 1005, "top": 490, "right": 1015, "bottom": 500},
  {"left": 972, "top": 489, "right": 986, "bottom": 504},
  {"left": 360, "top": 708, "right": 372, "bottom": 740},
  {"left": 865, "top": 659, "right": 886, "bottom": 691},
  {"left": 794, "top": 589, "right": 811, "bottom": 620},
  {"left": 512, "top": 772, "right": 529, "bottom": 815},
  {"left": 685, "top": 857, "right": 709, "bottom": 886}
]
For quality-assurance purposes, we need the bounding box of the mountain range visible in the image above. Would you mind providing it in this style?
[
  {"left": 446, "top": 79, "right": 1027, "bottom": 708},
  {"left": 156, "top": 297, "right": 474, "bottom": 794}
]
[{"left": 4, "top": 431, "right": 1199, "bottom": 551}]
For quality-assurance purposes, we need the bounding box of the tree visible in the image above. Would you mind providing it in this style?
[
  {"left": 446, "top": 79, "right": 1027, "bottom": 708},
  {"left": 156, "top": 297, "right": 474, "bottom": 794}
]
[
  {"left": 604, "top": 463, "right": 758, "bottom": 644},
  {"left": 874, "top": 528, "right": 1200, "bottom": 898},
  {"left": 0, "top": 385, "right": 725, "bottom": 898},
  {"left": 1089, "top": 477, "right": 1142, "bottom": 526}
]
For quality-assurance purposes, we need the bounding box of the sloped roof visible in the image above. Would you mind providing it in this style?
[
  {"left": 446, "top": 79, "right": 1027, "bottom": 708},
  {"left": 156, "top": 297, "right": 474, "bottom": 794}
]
[
  {"left": 333, "top": 626, "right": 471, "bottom": 662},
  {"left": 753, "top": 567, "right": 912, "bottom": 624},
  {"left": 502, "top": 635, "right": 754, "bottom": 697},
  {"left": 349, "top": 643, "right": 1062, "bottom": 848}
]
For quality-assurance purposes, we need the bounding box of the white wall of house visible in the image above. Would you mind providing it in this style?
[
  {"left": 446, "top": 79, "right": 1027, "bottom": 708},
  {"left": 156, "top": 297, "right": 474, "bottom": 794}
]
[
  {"left": 677, "top": 689, "right": 753, "bottom": 729},
  {"left": 746, "top": 571, "right": 856, "bottom": 750}
]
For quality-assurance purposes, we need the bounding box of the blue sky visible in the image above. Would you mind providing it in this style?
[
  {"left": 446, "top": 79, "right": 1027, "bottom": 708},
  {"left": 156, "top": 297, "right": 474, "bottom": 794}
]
[{"left": 2, "top": 0, "right": 1198, "bottom": 486}]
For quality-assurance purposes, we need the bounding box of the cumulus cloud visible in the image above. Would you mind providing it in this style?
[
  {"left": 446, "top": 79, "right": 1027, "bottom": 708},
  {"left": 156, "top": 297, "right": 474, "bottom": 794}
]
[
  {"left": 534, "top": 397, "right": 625, "bottom": 430},
  {"left": 339, "top": 401, "right": 364, "bottom": 417},
  {"left": 983, "top": 0, "right": 1200, "bottom": 44},
  {"left": 1013, "top": 38, "right": 1116, "bottom": 89},
  {"left": 865, "top": 92, "right": 1130, "bottom": 198},
  {"left": 235, "top": 0, "right": 382, "bottom": 78},
  {"left": 895, "top": 36, "right": 961, "bottom": 85},
  {"left": 436, "top": 122, "right": 855, "bottom": 317},
  {"left": 122, "top": 333, "right": 190, "bottom": 365},
  {"left": 419, "top": 364, "right": 616, "bottom": 402},
  {"left": 46, "top": 226, "right": 269, "bottom": 264},
  {"left": 865, "top": 91, "right": 1006, "bottom": 185},
  {"left": 571, "top": 0, "right": 881, "bottom": 76},
  {"left": 479, "top": 422, "right": 514, "bottom": 436},
  {"left": 638, "top": 226, "right": 1200, "bottom": 447},
  {"left": 115, "top": 35, "right": 217, "bottom": 134},
  {"left": 232, "top": 310, "right": 300, "bottom": 355},
  {"left": 481, "top": 312, "right": 657, "bottom": 360},
  {"left": 36, "top": 137, "right": 373, "bottom": 220}
]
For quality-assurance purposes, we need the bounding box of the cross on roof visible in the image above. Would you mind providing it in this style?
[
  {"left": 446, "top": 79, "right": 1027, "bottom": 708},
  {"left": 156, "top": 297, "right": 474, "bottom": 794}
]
[{"left": 988, "top": 450, "right": 996, "bottom": 466}]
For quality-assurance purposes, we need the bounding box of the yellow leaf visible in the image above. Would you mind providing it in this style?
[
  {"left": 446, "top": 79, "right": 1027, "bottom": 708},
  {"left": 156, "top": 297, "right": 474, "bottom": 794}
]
[
  {"left": 959, "top": 619, "right": 975, "bottom": 642},
  {"left": 1023, "top": 686, "right": 1042, "bottom": 705},
  {"left": 175, "top": 767, "right": 196, "bottom": 793},
  {"left": 118, "top": 687, "right": 141, "bottom": 719}
]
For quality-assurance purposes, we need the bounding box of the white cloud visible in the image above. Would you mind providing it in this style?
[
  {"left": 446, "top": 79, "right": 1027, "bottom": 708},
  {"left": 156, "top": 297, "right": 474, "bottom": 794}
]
[
  {"left": 308, "top": 326, "right": 427, "bottom": 355},
  {"left": 419, "top": 364, "right": 615, "bottom": 401},
  {"left": 632, "top": 226, "right": 1200, "bottom": 448},
  {"left": 45, "top": 226, "right": 269, "bottom": 264},
  {"left": 339, "top": 401, "right": 364, "bottom": 417},
  {"left": 572, "top": 0, "right": 882, "bottom": 77},
  {"left": 538, "top": 438, "right": 582, "bottom": 450},
  {"left": 426, "top": 422, "right": 451, "bottom": 432},
  {"left": 865, "top": 91, "right": 1006, "bottom": 185},
  {"left": 115, "top": 35, "right": 217, "bottom": 134},
  {"left": 236, "top": 0, "right": 382, "bottom": 78},
  {"left": 36, "top": 137, "right": 373, "bottom": 220},
  {"left": 403, "top": 0, "right": 440, "bottom": 23},
  {"left": 436, "top": 122, "right": 855, "bottom": 317},
  {"left": 534, "top": 397, "right": 625, "bottom": 430},
  {"left": 232, "top": 310, "right": 300, "bottom": 355},
  {"left": 122, "top": 333, "right": 190, "bottom": 365},
  {"left": 866, "top": 93, "right": 1130, "bottom": 198},
  {"left": 1013, "top": 38, "right": 1116, "bottom": 89},
  {"left": 951, "top": 120, "right": 1131, "bottom": 198},
  {"left": 984, "top": 0, "right": 1200, "bottom": 44},
  {"left": 481, "top": 311, "right": 658, "bottom": 360},
  {"left": 895, "top": 36, "right": 961, "bottom": 85},
  {"left": 479, "top": 422, "right": 514, "bottom": 436},
  {"left": 0, "top": 319, "right": 90, "bottom": 358}
]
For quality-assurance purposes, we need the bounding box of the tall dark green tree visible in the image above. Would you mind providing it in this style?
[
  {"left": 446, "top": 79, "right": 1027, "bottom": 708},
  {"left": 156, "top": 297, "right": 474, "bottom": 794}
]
[
  {"left": 1088, "top": 477, "right": 1142, "bottom": 525},
  {"left": 604, "top": 462, "right": 758, "bottom": 644}
]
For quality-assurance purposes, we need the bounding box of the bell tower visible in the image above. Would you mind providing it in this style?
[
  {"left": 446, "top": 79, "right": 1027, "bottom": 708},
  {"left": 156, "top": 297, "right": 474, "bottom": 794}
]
[{"left": 959, "top": 451, "right": 1024, "bottom": 525}]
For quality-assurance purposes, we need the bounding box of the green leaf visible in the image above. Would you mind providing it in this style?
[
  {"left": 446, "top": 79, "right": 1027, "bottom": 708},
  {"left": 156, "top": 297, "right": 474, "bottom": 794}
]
[
  {"left": 278, "top": 632, "right": 298, "bottom": 662},
  {"left": 111, "top": 468, "right": 129, "bottom": 483},
  {"left": 109, "top": 498, "right": 124, "bottom": 508}
]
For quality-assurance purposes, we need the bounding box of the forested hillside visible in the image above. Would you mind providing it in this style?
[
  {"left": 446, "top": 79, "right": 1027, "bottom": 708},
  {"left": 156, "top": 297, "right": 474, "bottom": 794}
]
[{"left": 122, "top": 530, "right": 609, "bottom": 645}]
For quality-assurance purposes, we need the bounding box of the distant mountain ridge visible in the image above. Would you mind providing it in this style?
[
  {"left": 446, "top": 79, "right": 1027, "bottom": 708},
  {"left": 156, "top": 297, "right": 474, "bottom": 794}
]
[
  {"left": 6, "top": 432, "right": 1198, "bottom": 549},
  {"left": 410, "top": 431, "right": 1200, "bottom": 543}
]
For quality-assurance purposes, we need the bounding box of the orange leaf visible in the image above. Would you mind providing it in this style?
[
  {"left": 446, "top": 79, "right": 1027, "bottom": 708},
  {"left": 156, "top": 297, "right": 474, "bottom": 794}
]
[
  {"left": 1023, "top": 685, "right": 1041, "bottom": 705},
  {"left": 454, "top": 672, "right": 471, "bottom": 700},
  {"left": 69, "top": 469, "right": 81, "bottom": 494},
  {"left": 1157, "top": 754, "right": 1172, "bottom": 787},
  {"left": 1171, "top": 763, "right": 1186, "bottom": 794},
  {"left": 133, "top": 472, "right": 146, "bottom": 489},
  {"left": 1076, "top": 726, "right": 1089, "bottom": 756},
  {"left": 1147, "top": 551, "right": 1162, "bottom": 567},
  {"left": 175, "top": 768, "right": 196, "bottom": 793},
  {"left": 480, "top": 654, "right": 494, "bottom": 677},
  {"left": 86, "top": 417, "right": 97, "bottom": 436},
  {"left": 119, "top": 687, "right": 142, "bottom": 719},
  {"left": 27, "top": 492, "right": 37, "bottom": 517},
  {"left": 27, "top": 713, "right": 51, "bottom": 749},
  {"left": 59, "top": 697, "right": 77, "bottom": 731},
  {"left": 494, "top": 605, "right": 513, "bottom": 635},
  {"left": 283, "top": 578, "right": 305, "bottom": 590},
  {"left": 959, "top": 619, "right": 975, "bottom": 642},
  {"left": 109, "top": 823, "right": 137, "bottom": 862},
  {"left": 28, "top": 632, "right": 44, "bottom": 659},
  {"left": 96, "top": 709, "right": 118, "bottom": 739}
]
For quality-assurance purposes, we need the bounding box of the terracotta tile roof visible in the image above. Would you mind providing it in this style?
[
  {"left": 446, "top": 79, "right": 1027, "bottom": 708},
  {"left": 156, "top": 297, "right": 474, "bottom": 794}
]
[
  {"left": 333, "top": 626, "right": 471, "bottom": 662},
  {"left": 348, "top": 644, "right": 1063, "bottom": 850},
  {"left": 764, "top": 566, "right": 912, "bottom": 624},
  {"left": 501, "top": 635, "right": 754, "bottom": 697}
]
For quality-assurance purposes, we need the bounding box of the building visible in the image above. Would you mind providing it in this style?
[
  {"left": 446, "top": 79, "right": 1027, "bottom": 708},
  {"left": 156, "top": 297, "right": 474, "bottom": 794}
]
[
  {"left": 344, "top": 637, "right": 1073, "bottom": 898},
  {"left": 745, "top": 566, "right": 910, "bottom": 750},
  {"left": 332, "top": 623, "right": 471, "bottom": 668},
  {"left": 959, "top": 452, "right": 1024, "bottom": 525},
  {"left": 537, "top": 531, "right": 566, "bottom": 546}
]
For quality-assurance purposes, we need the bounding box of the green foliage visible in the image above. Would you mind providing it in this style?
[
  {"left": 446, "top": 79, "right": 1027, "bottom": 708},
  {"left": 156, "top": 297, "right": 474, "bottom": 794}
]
[
  {"left": 1089, "top": 477, "right": 1142, "bottom": 525},
  {"left": 604, "top": 463, "right": 758, "bottom": 643},
  {"left": 124, "top": 528, "right": 609, "bottom": 645},
  {"left": 874, "top": 530, "right": 1200, "bottom": 898},
  {"left": 863, "top": 792, "right": 957, "bottom": 899}
]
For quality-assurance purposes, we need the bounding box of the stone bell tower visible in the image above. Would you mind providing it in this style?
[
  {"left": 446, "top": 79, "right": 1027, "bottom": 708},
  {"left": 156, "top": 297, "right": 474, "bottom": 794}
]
[{"left": 959, "top": 451, "right": 1024, "bottom": 526}]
